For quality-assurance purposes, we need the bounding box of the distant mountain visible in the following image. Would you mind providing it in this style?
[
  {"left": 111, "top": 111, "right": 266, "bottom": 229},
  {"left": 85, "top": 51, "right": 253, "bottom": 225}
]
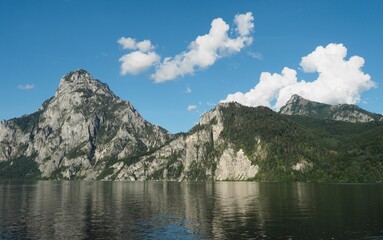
[
  {"left": 279, "top": 94, "right": 382, "bottom": 123},
  {"left": 1, "top": 70, "right": 382, "bottom": 182}
]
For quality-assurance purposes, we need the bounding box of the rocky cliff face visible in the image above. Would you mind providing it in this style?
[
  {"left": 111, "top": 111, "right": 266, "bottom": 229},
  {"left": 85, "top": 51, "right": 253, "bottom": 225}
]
[
  {"left": 279, "top": 94, "right": 382, "bottom": 123},
  {"left": 0, "top": 70, "right": 171, "bottom": 179}
]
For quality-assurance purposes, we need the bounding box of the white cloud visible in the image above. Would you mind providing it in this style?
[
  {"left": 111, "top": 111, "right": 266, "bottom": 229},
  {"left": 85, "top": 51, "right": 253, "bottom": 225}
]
[
  {"left": 17, "top": 84, "right": 35, "bottom": 90},
  {"left": 118, "top": 37, "right": 159, "bottom": 75},
  {"left": 234, "top": 12, "right": 254, "bottom": 37},
  {"left": 151, "top": 12, "right": 254, "bottom": 82},
  {"left": 118, "top": 37, "right": 137, "bottom": 50},
  {"left": 136, "top": 40, "right": 153, "bottom": 52},
  {"left": 222, "top": 43, "right": 375, "bottom": 110},
  {"left": 185, "top": 87, "right": 192, "bottom": 94},
  {"left": 224, "top": 67, "right": 297, "bottom": 108},
  {"left": 117, "top": 12, "right": 254, "bottom": 81},
  {"left": 187, "top": 105, "right": 197, "bottom": 111},
  {"left": 118, "top": 37, "right": 154, "bottom": 52},
  {"left": 119, "top": 51, "right": 160, "bottom": 75}
]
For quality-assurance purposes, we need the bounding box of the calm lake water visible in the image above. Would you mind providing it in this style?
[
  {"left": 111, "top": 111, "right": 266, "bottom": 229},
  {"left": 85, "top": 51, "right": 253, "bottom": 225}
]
[{"left": 0, "top": 181, "right": 382, "bottom": 239}]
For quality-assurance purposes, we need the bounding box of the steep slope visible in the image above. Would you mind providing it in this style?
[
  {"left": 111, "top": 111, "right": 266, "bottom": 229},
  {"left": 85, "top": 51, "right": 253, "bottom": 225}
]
[
  {"left": 102, "top": 102, "right": 262, "bottom": 181},
  {"left": 220, "top": 104, "right": 383, "bottom": 182},
  {"left": 0, "top": 70, "right": 172, "bottom": 179},
  {"left": 279, "top": 94, "right": 382, "bottom": 123},
  {"left": 103, "top": 103, "right": 383, "bottom": 182}
]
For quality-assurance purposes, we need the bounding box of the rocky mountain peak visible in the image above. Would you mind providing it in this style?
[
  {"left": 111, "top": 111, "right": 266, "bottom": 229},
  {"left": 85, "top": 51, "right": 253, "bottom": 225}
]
[
  {"left": 200, "top": 102, "right": 242, "bottom": 125},
  {"left": 0, "top": 69, "right": 172, "bottom": 179},
  {"left": 56, "top": 69, "right": 115, "bottom": 99},
  {"left": 59, "top": 69, "right": 94, "bottom": 89},
  {"left": 63, "top": 69, "right": 91, "bottom": 81},
  {"left": 288, "top": 94, "right": 305, "bottom": 103},
  {"left": 279, "top": 94, "right": 382, "bottom": 123},
  {"left": 281, "top": 94, "right": 311, "bottom": 113}
]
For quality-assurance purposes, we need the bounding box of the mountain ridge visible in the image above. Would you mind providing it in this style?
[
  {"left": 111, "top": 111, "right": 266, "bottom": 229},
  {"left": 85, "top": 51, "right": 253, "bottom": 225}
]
[
  {"left": 1, "top": 70, "right": 382, "bottom": 182},
  {"left": 279, "top": 94, "right": 382, "bottom": 122}
]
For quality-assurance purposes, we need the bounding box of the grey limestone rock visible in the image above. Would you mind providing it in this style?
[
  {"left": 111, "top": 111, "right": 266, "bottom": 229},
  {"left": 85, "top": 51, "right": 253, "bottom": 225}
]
[{"left": 0, "top": 69, "right": 172, "bottom": 179}]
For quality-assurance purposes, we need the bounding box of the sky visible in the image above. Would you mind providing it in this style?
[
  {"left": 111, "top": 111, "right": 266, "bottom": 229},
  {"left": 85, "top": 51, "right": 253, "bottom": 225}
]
[{"left": 1, "top": 0, "right": 383, "bottom": 133}]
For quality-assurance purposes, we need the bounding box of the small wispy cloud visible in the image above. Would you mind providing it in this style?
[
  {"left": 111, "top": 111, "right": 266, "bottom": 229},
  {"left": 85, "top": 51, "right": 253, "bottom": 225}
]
[
  {"left": 185, "top": 87, "right": 192, "bottom": 94},
  {"left": 187, "top": 105, "right": 197, "bottom": 111},
  {"left": 17, "top": 84, "right": 35, "bottom": 90},
  {"left": 248, "top": 51, "right": 263, "bottom": 60}
]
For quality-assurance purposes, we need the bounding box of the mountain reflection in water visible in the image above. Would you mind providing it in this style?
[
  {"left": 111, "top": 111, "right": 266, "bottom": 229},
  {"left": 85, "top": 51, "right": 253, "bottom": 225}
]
[{"left": 0, "top": 181, "right": 382, "bottom": 239}]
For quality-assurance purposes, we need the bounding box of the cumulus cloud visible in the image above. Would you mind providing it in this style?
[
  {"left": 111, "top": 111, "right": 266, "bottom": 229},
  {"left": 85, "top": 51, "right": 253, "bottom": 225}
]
[
  {"left": 118, "top": 37, "right": 160, "bottom": 75},
  {"left": 117, "top": 12, "right": 254, "bottom": 81},
  {"left": 118, "top": 37, "right": 136, "bottom": 50},
  {"left": 17, "top": 84, "right": 35, "bottom": 90},
  {"left": 222, "top": 43, "right": 375, "bottom": 110},
  {"left": 117, "top": 37, "right": 161, "bottom": 75},
  {"left": 234, "top": 12, "right": 254, "bottom": 37},
  {"left": 151, "top": 12, "right": 254, "bottom": 82},
  {"left": 118, "top": 37, "right": 154, "bottom": 52},
  {"left": 187, "top": 105, "right": 198, "bottom": 111},
  {"left": 224, "top": 67, "right": 297, "bottom": 108},
  {"left": 119, "top": 51, "right": 160, "bottom": 75}
]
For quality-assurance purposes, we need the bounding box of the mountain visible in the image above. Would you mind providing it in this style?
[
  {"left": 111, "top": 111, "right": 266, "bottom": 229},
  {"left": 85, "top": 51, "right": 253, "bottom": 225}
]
[
  {"left": 279, "top": 94, "right": 382, "bottom": 122},
  {"left": 1, "top": 70, "right": 382, "bottom": 182},
  {"left": 109, "top": 102, "right": 383, "bottom": 182},
  {"left": 109, "top": 102, "right": 262, "bottom": 181},
  {"left": 0, "top": 70, "right": 171, "bottom": 179}
]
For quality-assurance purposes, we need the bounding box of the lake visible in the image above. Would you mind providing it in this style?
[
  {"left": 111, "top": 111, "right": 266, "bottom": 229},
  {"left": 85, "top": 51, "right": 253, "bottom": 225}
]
[{"left": 0, "top": 181, "right": 382, "bottom": 239}]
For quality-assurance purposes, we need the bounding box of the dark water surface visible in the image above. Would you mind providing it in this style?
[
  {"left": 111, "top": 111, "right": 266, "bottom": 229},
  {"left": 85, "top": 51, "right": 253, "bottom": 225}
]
[{"left": 0, "top": 181, "right": 382, "bottom": 239}]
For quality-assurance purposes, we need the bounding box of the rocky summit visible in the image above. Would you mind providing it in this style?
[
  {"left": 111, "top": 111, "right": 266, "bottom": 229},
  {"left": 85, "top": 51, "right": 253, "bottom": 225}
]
[
  {"left": 1, "top": 70, "right": 383, "bottom": 182},
  {"left": 279, "top": 94, "right": 382, "bottom": 123}
]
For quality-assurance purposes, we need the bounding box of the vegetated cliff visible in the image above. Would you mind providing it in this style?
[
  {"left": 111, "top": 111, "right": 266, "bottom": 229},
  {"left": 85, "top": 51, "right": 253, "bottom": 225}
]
[
  {"left": 106, "top": 102, "right": 383, "bottom": 182},
  {"left": 1, "top": 70, "right": 382, "bottom": 182}
]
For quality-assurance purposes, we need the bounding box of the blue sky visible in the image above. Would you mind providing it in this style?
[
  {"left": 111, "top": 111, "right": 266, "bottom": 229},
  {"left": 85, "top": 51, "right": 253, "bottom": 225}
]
[{"left": 1, "top": 0, "right": 382, "bottom": 133}]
